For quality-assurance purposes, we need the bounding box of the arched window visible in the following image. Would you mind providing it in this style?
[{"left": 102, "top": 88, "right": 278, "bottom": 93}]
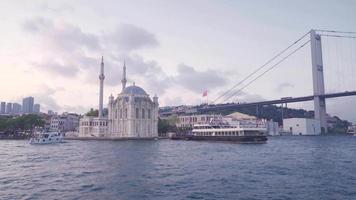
[{"left": 136, "top": 108, "right": 139, "bottom": 119}]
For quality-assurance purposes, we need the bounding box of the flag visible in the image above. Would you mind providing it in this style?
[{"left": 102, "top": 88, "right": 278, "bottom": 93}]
[{"left": 202, "top": 90, "right": 208, "bottom": 97}]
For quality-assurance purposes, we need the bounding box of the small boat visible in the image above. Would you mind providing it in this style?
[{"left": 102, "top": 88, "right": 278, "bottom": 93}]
[{"left": 29, "top": 131, "right": 64, "bottom": 144}]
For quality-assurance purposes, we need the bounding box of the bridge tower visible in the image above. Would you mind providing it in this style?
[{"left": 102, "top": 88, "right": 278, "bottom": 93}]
[{"left": 310, "top": 30, "right": 327, "bottom": 133}]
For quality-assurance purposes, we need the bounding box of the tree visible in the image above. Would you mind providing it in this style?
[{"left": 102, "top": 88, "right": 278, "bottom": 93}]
[
  {"left": 0, "top": 114, "right": 45, "bottom": 132},
  {"left": 158, "top": 118, "right": 177, "bottom": 134},
  {"left": 86, "top": 108, "right": 98, "bottom": 117}
]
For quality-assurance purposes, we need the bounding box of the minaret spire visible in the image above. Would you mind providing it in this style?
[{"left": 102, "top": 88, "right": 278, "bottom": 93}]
[
  {"left": 121, "top": 59, "right": 127, "bottom": 91},
  {"left": 98, "top": 56, "right": 105, "bottom": 118}
]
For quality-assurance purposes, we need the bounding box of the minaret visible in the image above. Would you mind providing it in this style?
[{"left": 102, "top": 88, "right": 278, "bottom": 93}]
[
  {"left": 99, "top": 56, "right": 105, "bottom": 118},
  {"left": 121, "top": 60, "right": 127, "bottom": 91}
]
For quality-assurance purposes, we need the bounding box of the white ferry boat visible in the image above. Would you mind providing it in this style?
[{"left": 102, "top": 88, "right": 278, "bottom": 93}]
[
  {"left": 180, "top": 117, "right": 268, "bottom": 143},
  {"left": 29, "top": 131, "right": 64, "bottom": 144}
]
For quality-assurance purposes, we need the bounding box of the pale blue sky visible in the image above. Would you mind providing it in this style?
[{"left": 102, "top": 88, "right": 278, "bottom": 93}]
[{"left": 0, "top": 0, "right": 356, "bottom": 121}]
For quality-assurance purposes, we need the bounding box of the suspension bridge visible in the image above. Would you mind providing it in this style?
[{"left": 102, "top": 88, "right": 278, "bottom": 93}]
[{"left": 161, "top": 29, "right": 356, "bottom": 133}]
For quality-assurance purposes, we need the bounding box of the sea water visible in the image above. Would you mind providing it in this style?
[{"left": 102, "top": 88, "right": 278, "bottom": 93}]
[{"left": 1, "top": 136, "right": 356, "bottom": 200}]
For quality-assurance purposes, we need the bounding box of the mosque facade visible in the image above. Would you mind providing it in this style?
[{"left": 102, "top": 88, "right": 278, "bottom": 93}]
[{"left": 79, "top": 58, "right": 159, "bottom": 139}]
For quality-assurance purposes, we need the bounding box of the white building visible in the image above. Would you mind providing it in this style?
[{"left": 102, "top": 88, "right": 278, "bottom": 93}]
[
  {"left": 107, "top": 84, "right": 159, "bottom": 138},
  {"left": 79, "top": 117, "right": 108, "bottom": 137},
  {"left": 283, "top": 118, "right": 321, "bottom": 135},
  {"left": 266, "top": 120, "right": 280, "bottom": 136},
  {"left": 50, "top": 113, "right": 80, "bottom": 132},
  {"left": 79, "top": 57, "right": 108, "bottom": 137},
  {"left": 176, "top": 114, "right": 220, "bottom": 128},
  {"left": 78, "top": 57, "right": 159, "bottom": 139},
  {"left": 107, "top": 59, "right": 159, "bottom": 138}
]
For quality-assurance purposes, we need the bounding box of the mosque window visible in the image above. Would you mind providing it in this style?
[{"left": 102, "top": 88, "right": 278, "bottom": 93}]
[
  {"left": 148, "top": 109, "right": 151, "bottom": 119},
  {"left": 125, "top": 108, "right": 127, "bottom": 118},
  {"left": 115, "top": 109, "right": 118, "bottom": 119},
  {"left": 136, "top": 108, "right": 139, "bottom": 119},
  {"left": 142, "top": 109, "right": 145, "bottom": 119},
  {"left": 120, "top": 109, "right": 122, "bottom": 119}
]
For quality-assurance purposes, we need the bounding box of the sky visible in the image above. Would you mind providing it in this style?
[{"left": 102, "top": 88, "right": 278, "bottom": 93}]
[{"left": 1, "top": 0, "right": 356, "bottom": 122}]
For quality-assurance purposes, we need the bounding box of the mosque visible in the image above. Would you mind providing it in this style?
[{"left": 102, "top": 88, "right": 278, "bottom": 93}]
[{"left": 79, "top": 57, "right": 159, "bottom": 139}]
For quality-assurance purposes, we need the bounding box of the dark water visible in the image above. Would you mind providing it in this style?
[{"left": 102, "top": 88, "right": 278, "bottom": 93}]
[{"left": 1, "top": 136, "right": 356, "bottom": 200}]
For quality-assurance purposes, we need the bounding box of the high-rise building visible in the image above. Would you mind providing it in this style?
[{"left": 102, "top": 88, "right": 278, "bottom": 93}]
[
  {"left": 33, "top": 104, "right": 40, "bottom": 113},
  {"left": 22, "top": 96, "right": 34, "bottom": 114},
  {"left": 0, "top": 102, "right": 5, "bottom": 114},
  {"left": 12, "top": 103, "right": 22, "bottom": 114},
  {"left": 6, "top": 103, "right": 13, "bottom": 114}
]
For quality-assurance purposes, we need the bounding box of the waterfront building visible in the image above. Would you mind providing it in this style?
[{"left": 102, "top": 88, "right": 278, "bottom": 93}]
[
  {"left": 176, "top": 114, "right": 220, "bottom": 128},
  {"left": 79, "top": 57, "right": 108, "bottom": 137},
  {"left": 283, "top": 118, "right": 321, "bottom": 135},
  {"left": 50, "top": 113, "right": 80, "bottom": 132},
  {"left": 107, "top": 84, "right": 159, "bottom": 138},
  {"left": 5, "top": 103, "right": 12, "bottom": 114},
  {"left": 12, "top": 103, "right": 22, "bottom": 114},
  {"left": 33, "top": 104, "right": 40, "bottom": 113},
  {"left": 176, "top": 112, "right": 263, "bottom": 129},
  {"left": 266, "top": 120, "right": 280, "bottom": 136},
  {"left": 0, "top": 102, "right": 6, "bottom": 114},
  {"left": 79, "top": 57, "right": 159, "bottom": 139},
  {"left": 107, "top": 60, "right": 159, "bottom": 138},
  {"left": 22, "top": 96, "right": 34, "bottom": 114}
]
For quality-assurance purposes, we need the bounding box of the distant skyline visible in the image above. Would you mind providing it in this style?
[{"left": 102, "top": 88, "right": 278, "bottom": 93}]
[{"left": 1, "top": 0, "right": 356, "bottom": 122}]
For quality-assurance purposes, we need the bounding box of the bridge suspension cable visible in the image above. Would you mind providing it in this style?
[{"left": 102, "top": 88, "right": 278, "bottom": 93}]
[
  {"left": 221, "top": 39, "right": 311, "bottom": 103},
  {"left": 211, "top": 31, "right": 311, "bottom": 104}
]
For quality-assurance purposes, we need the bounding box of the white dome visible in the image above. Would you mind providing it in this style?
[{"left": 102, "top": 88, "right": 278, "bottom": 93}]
[{"left": 122, "top": 85, "right": 147, "bottom": 95}]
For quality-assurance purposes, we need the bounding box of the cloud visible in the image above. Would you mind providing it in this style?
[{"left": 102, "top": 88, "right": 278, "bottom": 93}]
[
  {"left": 104, "top": 24, "right": 159, "bottom": 52},
  {"left": 20, "top": 17, "right": 227, "bottom": 109},
  {"left": 32, "top": 59, "right": 79, "bottom": 77},
  {"left": 22, "top": 17, "right": 52, "bottom": 32},
  {"left": 173, "top": 64, "right": 227, "bottom": 93},
  {"left": 32, "top": 86, "right": 61, "bottom": 112},
  {"left": 38, "top": 2, "right": 74, "bottom": 13},
  {"left": 276, "top": 82, "right": 294, "bottom": 92},
  {"left": 220, "top": 90, "right": 265, "bottom": 103},
  {"left": 163, "top": 96, "right": 184, "bottom": 106},
  {"left": 22, "top": 17, "right": 100, "bottom": 52}
]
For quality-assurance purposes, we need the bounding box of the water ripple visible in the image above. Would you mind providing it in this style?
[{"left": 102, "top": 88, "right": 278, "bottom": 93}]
[{"left": 0, "top": 137, "right": 356, "bottom": 199}]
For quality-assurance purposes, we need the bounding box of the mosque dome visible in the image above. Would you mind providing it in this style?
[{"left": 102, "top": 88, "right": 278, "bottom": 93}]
[{"left": 122, "top": 85, "right": 147, "bottom": 95}]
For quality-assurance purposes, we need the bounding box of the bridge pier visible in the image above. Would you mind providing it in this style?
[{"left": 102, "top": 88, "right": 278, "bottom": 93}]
[{"left": 310, "top": 30, "right": 327, "bottom": 133}]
